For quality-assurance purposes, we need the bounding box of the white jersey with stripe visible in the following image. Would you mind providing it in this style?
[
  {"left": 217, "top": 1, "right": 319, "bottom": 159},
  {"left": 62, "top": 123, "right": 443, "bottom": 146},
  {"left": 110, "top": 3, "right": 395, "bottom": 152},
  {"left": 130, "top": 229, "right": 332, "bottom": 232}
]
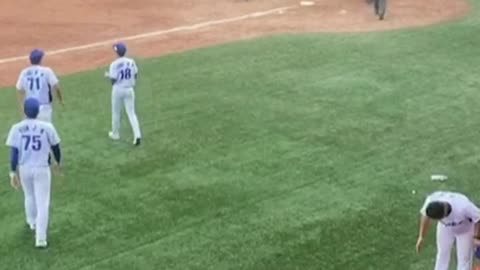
[
  {"left": 16, "top": 66, "right": 59, "bottom": 105},
  {"left": 108, "top": 57, "right": 138, "bottom": 89},
  {"left": 5, "top": 119, "right": 61, "bottom": 168}
]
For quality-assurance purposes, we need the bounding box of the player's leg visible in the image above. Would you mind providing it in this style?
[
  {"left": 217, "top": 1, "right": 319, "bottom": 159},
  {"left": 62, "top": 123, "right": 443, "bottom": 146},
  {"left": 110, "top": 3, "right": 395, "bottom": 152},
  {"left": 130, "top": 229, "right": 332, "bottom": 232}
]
[
  {"left": 123, "top": 88, "right": 141, "bottom": 144},
  {"left": 110, "top": 89, "right": 122, "bottom": 139},
  {"left": 38, "top": 105, "right": 53, "bottom": 123},
  {"left": 378, "top": 0, "right": 386, "bottom": 20},
  {"left": 19, "top": 167, "right": 36, "bottom": 230},
  {"left": 33, "top": 167, "right": 51, "bottom": 248},
  {"left": 434, "top": 223, "right": 455, "bottom": 270},
  {"left": 455, "top": 226, "right": 474, "bottom": 270}
]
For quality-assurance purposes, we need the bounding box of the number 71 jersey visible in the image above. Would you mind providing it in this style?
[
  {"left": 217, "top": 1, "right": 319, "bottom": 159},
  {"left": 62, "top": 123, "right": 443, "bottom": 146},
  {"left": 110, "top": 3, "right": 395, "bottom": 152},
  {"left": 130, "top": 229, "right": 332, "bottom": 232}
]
[
  {"left": 16, "top": 66, "right": 59, "bottom": 105},
  {"left": 108, "top": 57, "right": 138, "bottom": 88},
  {"left": 5, "top": 119, "right": 61, "bottom": 167}
]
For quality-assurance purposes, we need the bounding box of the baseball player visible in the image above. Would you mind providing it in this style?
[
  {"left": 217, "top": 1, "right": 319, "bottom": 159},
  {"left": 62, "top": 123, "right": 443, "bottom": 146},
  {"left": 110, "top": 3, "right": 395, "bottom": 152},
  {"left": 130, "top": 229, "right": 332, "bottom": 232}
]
[
  {"left": 16, "top": 49, "right": 64, "bottom": 123},
  {"left": 374, "top": 0, "right": 386, "bottom": 20},
  {"left": 416, "top": 191, "right": 480, "bottom": 270},
  {"left": 6, "top": 98, "right": 62, "bottom": 248},
  {"left": 105, "top": 42, "right": 142, "bottom": 146}
]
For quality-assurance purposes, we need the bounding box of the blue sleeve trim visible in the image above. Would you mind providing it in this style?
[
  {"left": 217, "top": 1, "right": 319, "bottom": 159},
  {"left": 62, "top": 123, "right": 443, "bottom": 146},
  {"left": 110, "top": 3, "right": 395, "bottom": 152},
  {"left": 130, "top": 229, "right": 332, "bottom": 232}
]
[
  {"left": 10, "top": 147, "right": 19, "bottom": 172},
  {"left": 51, "top": 144, "right": 61, "bottom": 164},
  {"left": 110, "top": 79, "right": 117, "bottom": 85}
]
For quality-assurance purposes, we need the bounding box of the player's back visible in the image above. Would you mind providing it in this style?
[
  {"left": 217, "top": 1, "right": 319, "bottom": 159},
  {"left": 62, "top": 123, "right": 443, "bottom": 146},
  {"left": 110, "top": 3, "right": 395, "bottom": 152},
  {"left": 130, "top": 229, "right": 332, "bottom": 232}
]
[
  {"left": 426, "top": 191, "right": 469, "bottom": 203},
  {"left": 17, "top": 65, "right": 58, "bottom": 105},
  {"left": 9, "top": 119, "right": 60, "bottom": 168},
  {"left": 109, "top": 57, "right": 138, "bottom": 88}
]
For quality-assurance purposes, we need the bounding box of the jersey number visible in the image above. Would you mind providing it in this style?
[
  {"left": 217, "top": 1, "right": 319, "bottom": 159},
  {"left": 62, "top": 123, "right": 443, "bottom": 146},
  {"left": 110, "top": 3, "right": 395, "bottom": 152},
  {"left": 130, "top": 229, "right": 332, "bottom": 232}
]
[
  {"left": 22, "top": 135, "right": 42, "bottom": 151},
  {"left": 119, "top": 68, "right": 132, "bottom": 80},
  {"left": 27, "top": 77, "right": 41, "bottom": 91}
]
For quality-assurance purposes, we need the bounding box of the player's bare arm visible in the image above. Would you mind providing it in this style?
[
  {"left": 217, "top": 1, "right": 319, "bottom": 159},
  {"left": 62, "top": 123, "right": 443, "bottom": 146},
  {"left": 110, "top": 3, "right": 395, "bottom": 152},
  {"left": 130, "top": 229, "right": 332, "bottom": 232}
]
[
  {"left": 473, "top": 221, "right": 480, "bottom": 246},
  {"left": 416, "top": 215, "right": 430, "bottom": 253},
  {"left": 9, "top": 173, "right": 20, "bottom": 190},
  {"left": 8, "top": 145, "right": 20, "bottom": 190},
  {"left": 104, "top": 71, "right": 116, "bottom": 85},
  {"left": 17, "top": 89, "right": 25, "bottom": 116},
  {"left": 469, "top": 203, "right": 480, "bottom": 246},
  {"left": 51, "top": 143, "right": 63, "bottom": 175},
  {"left": 105, "top": 67, "right": 117, "bottom": 85},
  {"left": 53, "top": 84, "right": 64, "bottom": 106},
  {"left": 8, "top": 167, "right": 20, "bottom": 190}
]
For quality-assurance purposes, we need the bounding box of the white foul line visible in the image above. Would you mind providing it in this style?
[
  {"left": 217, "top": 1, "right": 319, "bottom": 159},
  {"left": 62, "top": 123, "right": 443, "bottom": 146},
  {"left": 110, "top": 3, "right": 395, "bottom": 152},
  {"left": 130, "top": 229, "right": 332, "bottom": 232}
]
[{"left": 0, "top": 5, "right": 297, "bottom": 65}]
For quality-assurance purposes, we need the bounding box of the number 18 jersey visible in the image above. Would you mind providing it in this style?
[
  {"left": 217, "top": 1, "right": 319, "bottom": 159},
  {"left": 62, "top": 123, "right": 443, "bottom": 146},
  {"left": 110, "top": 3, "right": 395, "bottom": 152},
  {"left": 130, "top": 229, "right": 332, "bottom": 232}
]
[
  {"left": 108, "top": 57, "right": 138, "bottom": 89},
  {"left": 5, "top": 119, "right": 61, "bottom": 168},
  {"left": 16, "top": 66, "right": 59, "bottom": 105}
]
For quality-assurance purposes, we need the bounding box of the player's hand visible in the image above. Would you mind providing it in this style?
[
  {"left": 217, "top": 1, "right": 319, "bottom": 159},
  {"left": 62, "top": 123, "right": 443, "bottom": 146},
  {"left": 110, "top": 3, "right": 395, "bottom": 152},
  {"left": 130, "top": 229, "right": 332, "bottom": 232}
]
[
  {"left": 52, "top": 163, "right": 63, "bottom": 176},
  {"left": 9, "top": 173, "right": 20, "bottom": 190},
  {"left": 416, "top": 237, "right": 424, "bottom": 254},
  {"left": 474, "top": 237, "right": 480, "bottom": 247},
  {"left": 104, "top": 71, "right": 109, "bottom": 78}
]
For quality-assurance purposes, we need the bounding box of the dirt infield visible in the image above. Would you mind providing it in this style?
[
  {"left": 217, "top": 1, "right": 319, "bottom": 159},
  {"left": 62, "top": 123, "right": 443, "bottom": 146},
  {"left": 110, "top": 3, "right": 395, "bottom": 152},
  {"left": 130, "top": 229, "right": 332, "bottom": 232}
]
[{"left": 0, "top": 0, "right": 470, "bottom": 87}]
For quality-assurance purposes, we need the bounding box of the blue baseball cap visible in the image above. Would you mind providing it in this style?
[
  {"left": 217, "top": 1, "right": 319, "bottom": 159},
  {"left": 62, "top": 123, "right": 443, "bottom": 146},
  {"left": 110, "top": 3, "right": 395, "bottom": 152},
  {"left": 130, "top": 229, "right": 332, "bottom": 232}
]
[
  {"left": 24, "top": 98, "right": 40, "bottom": 119},
  {"left": 113, "top": 42, "right": 127, "bottom": 57},
  {"left": 29, "top": 49, "right": 44, "bottom": 65}
]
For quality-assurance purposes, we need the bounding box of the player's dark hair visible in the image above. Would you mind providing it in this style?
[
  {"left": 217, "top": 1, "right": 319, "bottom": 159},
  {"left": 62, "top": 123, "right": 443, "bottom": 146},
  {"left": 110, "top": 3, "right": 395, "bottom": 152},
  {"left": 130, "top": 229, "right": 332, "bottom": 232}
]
[{"left": 425, "top": 201, "right": 449, "bottom": 219}]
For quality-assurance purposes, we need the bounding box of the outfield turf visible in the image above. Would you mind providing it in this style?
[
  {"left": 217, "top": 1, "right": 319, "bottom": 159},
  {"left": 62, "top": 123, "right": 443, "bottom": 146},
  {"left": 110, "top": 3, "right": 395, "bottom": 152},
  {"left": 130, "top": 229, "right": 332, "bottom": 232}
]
[{"left": 1, "top": 3, "right": 480, "bottom": 269}]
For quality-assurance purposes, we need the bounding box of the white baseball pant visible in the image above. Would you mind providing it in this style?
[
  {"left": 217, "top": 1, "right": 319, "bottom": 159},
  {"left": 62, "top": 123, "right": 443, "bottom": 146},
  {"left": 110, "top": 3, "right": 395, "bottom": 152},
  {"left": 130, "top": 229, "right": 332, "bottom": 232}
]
[
  {"left": 37, "top": 104, "right": 53, "bottom": 123},
  {"left": 111, "top": 87, "right": 141, "bottom": 139},
  {"left": 19, "top": 166, "right": 51, "bottom": 243},
  {"left": 434, "top": 222, "right": 474, "bottom": 270}
]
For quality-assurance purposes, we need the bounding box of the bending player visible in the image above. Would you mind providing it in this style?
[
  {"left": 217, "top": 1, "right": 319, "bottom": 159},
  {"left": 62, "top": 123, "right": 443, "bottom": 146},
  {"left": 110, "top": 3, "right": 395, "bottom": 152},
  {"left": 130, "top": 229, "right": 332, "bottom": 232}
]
[
  {"left": 6, "top": 98, "right": 62, "bottom": 248},
  {"left": 416, "top": 191, "right": 480, "bottom": 270}
]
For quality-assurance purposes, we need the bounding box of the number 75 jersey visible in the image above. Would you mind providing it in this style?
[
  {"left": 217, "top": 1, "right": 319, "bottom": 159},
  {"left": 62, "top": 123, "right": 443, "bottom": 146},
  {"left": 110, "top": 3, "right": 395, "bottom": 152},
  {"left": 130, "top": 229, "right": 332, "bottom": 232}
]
[
  {"left": 5, "top": 119, "right": 61, "bottom": 168},
  {"left": 108, "top": 57, "right": 138, "bottom": 89},
  {"left": 16, "top": 66, "right": 59, "bottom": 105}
]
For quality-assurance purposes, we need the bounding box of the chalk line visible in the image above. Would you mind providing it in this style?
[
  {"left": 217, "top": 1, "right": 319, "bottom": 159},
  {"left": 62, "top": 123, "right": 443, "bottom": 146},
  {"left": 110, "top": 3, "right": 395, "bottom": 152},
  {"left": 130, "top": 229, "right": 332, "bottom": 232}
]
[{"left": 0, "top": 5, "right": 298, "bottom": 65}]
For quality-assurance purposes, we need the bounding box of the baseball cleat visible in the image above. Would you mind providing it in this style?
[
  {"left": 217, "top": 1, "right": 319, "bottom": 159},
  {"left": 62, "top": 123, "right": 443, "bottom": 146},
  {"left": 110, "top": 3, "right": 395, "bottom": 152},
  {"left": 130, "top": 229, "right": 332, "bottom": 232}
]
[
  {"left": 108, "top": 132, "right": 120, "bottom": 140},
  {"left": 133, "top": 138, "right": 141, "bottom": 146},
  {"left": 35, "top": 239, "right": 48, "bottom": 249}
]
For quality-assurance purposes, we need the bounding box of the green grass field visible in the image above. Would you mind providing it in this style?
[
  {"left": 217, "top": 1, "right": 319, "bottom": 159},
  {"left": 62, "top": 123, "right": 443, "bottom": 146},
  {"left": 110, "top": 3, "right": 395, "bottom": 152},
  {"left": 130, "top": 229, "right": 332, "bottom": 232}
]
[{"left": 2, "top": 3, "right": 480, "bottom": 269}]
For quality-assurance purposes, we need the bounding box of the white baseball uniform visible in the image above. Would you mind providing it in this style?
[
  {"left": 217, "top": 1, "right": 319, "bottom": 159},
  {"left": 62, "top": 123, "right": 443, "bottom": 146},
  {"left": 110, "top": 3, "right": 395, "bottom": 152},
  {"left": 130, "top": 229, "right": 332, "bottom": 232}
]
[
  {"left": 420, "top": 191, "right": 480, "bottom": 270},
  {"left": 107, "top": 57, "right": 141, "bottom": 139},
  {"left": 16, "top": 65, "right": 59, "bottom": 122},
  {"left": 6, "top": 119, "right": 61, "bottom": 243}
]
